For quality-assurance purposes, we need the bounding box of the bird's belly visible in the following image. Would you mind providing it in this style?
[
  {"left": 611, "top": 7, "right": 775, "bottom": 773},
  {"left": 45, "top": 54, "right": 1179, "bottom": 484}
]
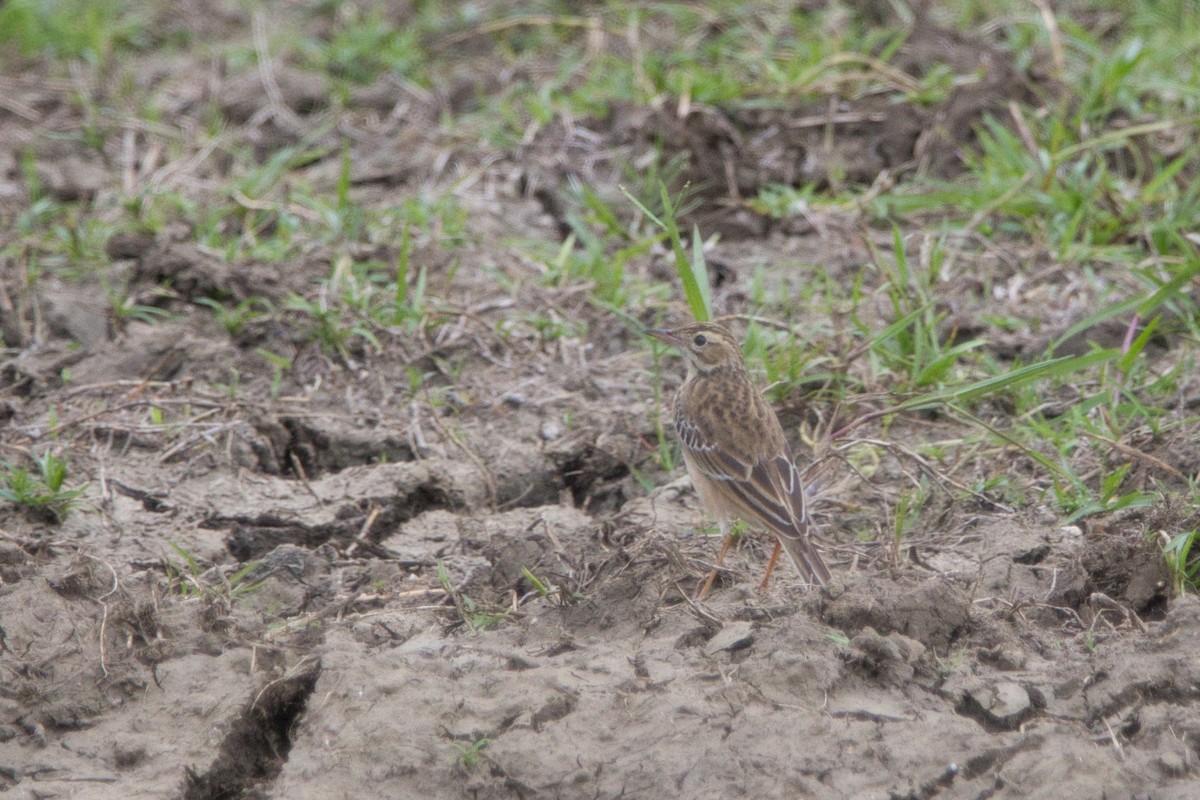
[{"left": 681, "top": 449, "right": 737, "bottom": 522}]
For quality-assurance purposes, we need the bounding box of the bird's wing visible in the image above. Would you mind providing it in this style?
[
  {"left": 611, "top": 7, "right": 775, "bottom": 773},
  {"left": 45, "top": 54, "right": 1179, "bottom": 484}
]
[
  {"left": 676, "top": 416, "right": 803, "bottom": 534},
  {"left": 753, "top": 455, "right": 831, "bottom": 584},
  {"left": 754, "top": 453, "right": 809, "bottom": 532},
  {"left": 677, "top": 416, "right": 830, "bottom": 585}
]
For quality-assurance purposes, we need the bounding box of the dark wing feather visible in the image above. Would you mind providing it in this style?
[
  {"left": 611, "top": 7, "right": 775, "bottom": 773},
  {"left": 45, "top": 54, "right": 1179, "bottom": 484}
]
[
  {"left": 676, "top": 403, "right": 830, "bottom": 585},
  {"left": 752, "top": 455, "right": 831, "bottom": 585}
]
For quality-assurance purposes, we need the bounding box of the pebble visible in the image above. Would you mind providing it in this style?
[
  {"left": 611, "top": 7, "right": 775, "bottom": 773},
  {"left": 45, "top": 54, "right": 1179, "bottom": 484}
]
[
  {"left": 1158, "top": 751, "right": 1187, "bottom": 777},
  {"left": 969, "top": 680, "right": 1031, "bottom": 725},
  {"left": 704, "top": 621, "right": 755, "bottom": 656}
]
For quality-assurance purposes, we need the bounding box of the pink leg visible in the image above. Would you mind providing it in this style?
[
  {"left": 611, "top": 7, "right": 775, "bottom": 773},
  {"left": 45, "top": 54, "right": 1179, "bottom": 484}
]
[
  {"left": 697, "top": 523, "right": 734, "bottom": 600},
  {"left": 759, "top": 540, "right": 782, "bottom": 591}
]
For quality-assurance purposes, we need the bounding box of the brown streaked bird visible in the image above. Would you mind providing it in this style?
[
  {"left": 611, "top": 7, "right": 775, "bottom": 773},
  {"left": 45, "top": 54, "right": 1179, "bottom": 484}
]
[{"left": 648, "top": 321, "right": 831, "bottom": 598}]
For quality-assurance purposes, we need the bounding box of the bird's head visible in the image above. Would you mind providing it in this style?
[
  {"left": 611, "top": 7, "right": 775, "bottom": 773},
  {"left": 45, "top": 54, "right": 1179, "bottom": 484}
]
[{"left": 647, "top": 321, "right": 743, "bottom": 376}]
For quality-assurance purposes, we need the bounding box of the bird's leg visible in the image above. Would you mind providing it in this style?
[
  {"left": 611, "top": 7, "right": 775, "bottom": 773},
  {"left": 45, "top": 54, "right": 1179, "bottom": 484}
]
[
  {"left": 758, "top": 540, "right": 782, "bottom": 591},
  {"left": 697, "top": 520, "right": 733, "bottom": 600}
]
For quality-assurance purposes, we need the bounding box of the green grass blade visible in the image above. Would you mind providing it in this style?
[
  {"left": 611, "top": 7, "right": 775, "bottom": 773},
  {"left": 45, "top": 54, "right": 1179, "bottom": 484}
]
[
  {"left": 687, "top": 223, "right": 713, "bottom": 321},
  {"left": 896, "top": 349, "right": 1119, "bottom": 412},
  {"left": 395, "top": 224, "right": 410, "bottom": 308},
  {"left": 1136, "top": 257, "right": 1200, "bottom": 317},
  {"left": 620, "top": 182, "right": 710, "bottom": 321},
  {"left": 658, "top": 184, "right": 709, "bottom": 320},
  {"left": 1047, "top": 256, "right": 1199, "bottom": 356},
  {"left": 619, "top": 184, "right": 665, "bottom": 230},
  {"left": 1047, "top": 295, "right": 1143, "bottom": 355},
  {"left": 1118, "top": 314, "right": 1161, "bottom": 373},
  {"left": 836, "top": 349, "right": 1120, "bottom": 439},
  {"left": 169, "top": 541, "right": 200, "bottom": 575},
  {"left": 856, "top": 302, "right": 933, "bottom": 352}
]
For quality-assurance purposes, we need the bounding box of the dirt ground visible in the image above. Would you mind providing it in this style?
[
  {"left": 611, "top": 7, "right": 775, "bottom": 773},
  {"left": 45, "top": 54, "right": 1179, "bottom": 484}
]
[{"left": 2, "top": 4, "right": 1200, "bottom": 799}]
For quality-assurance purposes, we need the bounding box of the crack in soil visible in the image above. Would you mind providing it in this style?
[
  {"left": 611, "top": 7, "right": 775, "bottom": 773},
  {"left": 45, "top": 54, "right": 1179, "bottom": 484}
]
[{"left": 181, "top": 661, "right": 322, "bottom": 800}]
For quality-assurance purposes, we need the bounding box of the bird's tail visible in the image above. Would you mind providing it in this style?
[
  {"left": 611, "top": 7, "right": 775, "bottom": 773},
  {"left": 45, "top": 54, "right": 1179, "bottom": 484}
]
[{"left": 778, "top": 531, "right": 831, "bottom": 586}]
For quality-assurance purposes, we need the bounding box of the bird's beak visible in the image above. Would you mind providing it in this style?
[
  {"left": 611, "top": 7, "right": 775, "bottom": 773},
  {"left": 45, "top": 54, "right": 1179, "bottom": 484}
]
[{"left": 646, "top": 328, "right": 684, "bottom": 348}]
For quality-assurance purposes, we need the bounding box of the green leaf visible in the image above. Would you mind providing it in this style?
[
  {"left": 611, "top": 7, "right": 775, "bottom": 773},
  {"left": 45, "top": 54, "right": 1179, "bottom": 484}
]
[
  {"left": 1117, "top": 313, "right": 1161, "bottom": 373},
  {"left": 1136, "top": 258, "right": 1200, "bottom": 317},
  {"left": 520, "top": 567, "right": 550, "bottom": 598},
  {"left": 169, "top": 541, "right": 201, "bottom": 576},
  {"left": 913, "top": 340, "right": 985, "bottom": 386},
  {"left": 892, "top": 349, "right": 1120, "bottom": 416},
  {"left": 688, "top": 224, "right": 713, "bottom": 320},
  {"left": 620, "top": 182, "right": 711, "bottom": 321},
  {"left": 1049, "top": 258, "right": 1200, "bottom": 354},
  {"left": 395, "top": 224, "right": 410, "bottom": 307}
]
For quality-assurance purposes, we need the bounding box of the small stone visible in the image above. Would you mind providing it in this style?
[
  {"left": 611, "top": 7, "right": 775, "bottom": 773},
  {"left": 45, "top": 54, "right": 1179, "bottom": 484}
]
[
  {"left": 105, "top": 231, "right": 156, "bottom": 260},
  {"left": 113, "top": 744, "right": 147, "bottom": 769},
  {"left": 968, "top": 680, "right": 1031, "bottom": 726},
  {"left": 980, "top": 646, "right": 1027, "bottom": 671},
  {"left": 1158, "top": 751, "right": 1187, "bottom": 777},
  {"left": 990, "top": 682, "right": 1030, "bottom": 719},
  {"left": 540, "top": 420, "right": 564, "bottom": 441},
  {"left": 849, "top": 627, "right": 925, "bottom": 682},
  {"left": 704, "top": 621, "right": 754, "bottom": 656}
]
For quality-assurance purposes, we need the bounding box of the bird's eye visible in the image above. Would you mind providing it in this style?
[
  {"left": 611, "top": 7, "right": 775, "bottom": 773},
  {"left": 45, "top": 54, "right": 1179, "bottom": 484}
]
[{"left": 693, "top": 334, "right": 707, "bottom": 347}]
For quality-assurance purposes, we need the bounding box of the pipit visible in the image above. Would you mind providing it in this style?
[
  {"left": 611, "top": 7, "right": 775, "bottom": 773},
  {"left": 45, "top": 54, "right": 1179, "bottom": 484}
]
[{"left": 649, "top": 321, "right": 831, "bottom": 598}]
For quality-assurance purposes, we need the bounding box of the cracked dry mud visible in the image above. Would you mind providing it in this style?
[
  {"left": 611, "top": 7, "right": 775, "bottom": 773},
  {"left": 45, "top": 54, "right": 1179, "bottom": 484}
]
[{"left": 3, "top": 3, "right": 1200, "bottom": 800}]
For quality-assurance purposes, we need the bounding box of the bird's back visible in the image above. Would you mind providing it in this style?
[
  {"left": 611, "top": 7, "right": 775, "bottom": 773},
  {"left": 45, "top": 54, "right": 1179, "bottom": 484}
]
[{"left": 674, "top": 364, "right": 830, "bottom": 585}]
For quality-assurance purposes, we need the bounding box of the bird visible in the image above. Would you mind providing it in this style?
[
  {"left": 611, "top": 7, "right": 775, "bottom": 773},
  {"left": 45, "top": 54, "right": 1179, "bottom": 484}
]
[{"left": 647, "top": 321, "right": 831, "bottom": 598}]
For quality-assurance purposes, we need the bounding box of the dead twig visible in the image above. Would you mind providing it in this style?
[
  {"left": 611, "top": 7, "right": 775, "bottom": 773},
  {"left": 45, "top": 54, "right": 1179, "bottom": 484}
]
[
  {"left": 289, "top": 452, "right": 324, "bottom": 505},
  {"left": 344, "top": 506, "right": 382, "bottom": 558},
  {"left": 1079, "top": 430, "right": 1186, "bottom": 481},
  {"left": 424, "top": 407, "right": 497, "bottom": 507},
  {"left": 81, "top": 553, "right": 121, "bottom": 678}
]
